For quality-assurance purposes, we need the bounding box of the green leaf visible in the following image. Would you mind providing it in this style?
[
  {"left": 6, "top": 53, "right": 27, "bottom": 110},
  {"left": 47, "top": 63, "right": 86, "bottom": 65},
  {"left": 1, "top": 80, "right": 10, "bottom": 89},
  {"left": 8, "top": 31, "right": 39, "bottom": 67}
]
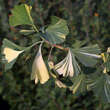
[
  {"left": 73, "top": 45, "right": 101, "bottom": 67},
  {"left": 51, "top": 16, "right": 61, "bottom": 25},
  {"left": 41, "top": 16, "right": 69, "bottom": 44},
  {"left": 2, "top": 39, "right": 25, "bottom": 50},
  {"left": 71, "top": 50, "right": 81, "bottom": 76},
  {"left": 9, "top": 4, "right": 33, "bottom": 26},
  {"left": 70, "top": 74, "right": 87, "bottom": 95},
  {"left": 87, "top": 74, "right": 110, "bottom": 103}
]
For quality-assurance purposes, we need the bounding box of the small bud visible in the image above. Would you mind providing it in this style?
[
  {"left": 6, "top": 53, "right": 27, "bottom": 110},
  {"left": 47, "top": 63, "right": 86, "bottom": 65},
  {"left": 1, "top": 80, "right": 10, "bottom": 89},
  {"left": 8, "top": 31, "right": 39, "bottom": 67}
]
[{"left": 48, "top": 61, "right": 54, "bottom": 69}]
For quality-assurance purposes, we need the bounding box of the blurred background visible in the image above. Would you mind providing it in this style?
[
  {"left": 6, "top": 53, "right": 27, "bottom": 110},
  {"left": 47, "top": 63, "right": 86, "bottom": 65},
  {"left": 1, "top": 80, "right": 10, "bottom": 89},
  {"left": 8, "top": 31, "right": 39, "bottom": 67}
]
[{"left": 0, "top": 0, "right": 110, "bottom": 110}]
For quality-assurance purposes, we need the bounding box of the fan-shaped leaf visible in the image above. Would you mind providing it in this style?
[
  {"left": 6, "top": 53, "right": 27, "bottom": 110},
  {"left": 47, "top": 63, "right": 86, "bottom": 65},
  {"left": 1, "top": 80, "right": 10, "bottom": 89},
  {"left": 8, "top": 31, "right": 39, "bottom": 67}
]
[
  {"left": 41, "top": 16, "right": 69, "bottom": 44},
  {"left": 54, "top": 49, "right": 80, "bottom": 77},
  {"left": 70, "top": 74, "right": 87, "bottom": 95},
  {"left": 87, "top": 74, "right": 110, "bottom": 102},
  {"left": 9, "top": 4, "right": 33, "bottom": 26},
  {"left": 73, "top": 45, "right": 101, "bottom": 67},
  {"left": 2, "top": 39, "right": 41, "bottom": 71},
  {"left": 31, "top": 44, "right": 50, "bottom": 84},
  {"left": 2, "top": 39, "right": 25, "bottom": 71}
]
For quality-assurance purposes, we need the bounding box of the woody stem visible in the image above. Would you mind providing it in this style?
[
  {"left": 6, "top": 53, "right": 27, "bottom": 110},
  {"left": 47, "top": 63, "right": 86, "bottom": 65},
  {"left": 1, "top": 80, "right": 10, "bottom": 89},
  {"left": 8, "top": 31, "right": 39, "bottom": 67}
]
[{"left": 44, "top": 39, "right": 69, "bottom": 51}]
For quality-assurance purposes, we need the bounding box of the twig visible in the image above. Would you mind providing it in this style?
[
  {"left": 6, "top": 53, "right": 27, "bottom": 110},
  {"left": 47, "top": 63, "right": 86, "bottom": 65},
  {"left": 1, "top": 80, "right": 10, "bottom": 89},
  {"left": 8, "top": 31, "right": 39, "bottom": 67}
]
[{"left": 44, "top": 40, "right": 69, "bottom": 51}]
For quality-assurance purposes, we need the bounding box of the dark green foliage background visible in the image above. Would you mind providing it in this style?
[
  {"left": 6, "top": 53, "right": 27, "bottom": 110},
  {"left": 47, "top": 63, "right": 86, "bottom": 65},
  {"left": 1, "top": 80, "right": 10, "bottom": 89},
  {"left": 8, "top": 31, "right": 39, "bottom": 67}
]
[{"left": 0, "top": 0, "right": 110, "bottom": 110}]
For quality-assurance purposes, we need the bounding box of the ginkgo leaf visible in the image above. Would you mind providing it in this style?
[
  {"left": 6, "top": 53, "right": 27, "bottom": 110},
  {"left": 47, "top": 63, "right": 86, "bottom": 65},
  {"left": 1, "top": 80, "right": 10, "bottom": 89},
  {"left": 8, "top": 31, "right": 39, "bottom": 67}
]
[
  {"left": 9, "top": 4, "right": 33, "bottom": 26},
  {"left": 87, "top": 74, "right": 110, "bottom": 102},
  {"left": 40, "top": 16, "right": 69, "bottom": 44},
  {"left": 55, "top": 49, "right": 74, "bottom": 77},
  {"left": 2, "top": 39, "right": 25, "bottom": 50},
  {"left": 2, "top": 39, "right": 41, "bottom": 71},
  {"left": 70, "top": 74, "right": 87, "bottom": 95},
  {"left": 3, "top": 48, "right": 23, "bottom": 71},
  {"left": 73, "top": 45, "right": 101, "bottom": 67},
  {"left": 54, "top": 49, "right": 80, "bottom": 77},
  {"left": 71, "top": 51, "right": 81, "bottom": 76},
  {"left": 3, "top": 47, "right": 23, "bottom": 63},
  {"left": 2, "top": 39, "right": 25, "bottom": 71},
  {"left": 31, "top": 43, "right": 50, "bottom": 84}
]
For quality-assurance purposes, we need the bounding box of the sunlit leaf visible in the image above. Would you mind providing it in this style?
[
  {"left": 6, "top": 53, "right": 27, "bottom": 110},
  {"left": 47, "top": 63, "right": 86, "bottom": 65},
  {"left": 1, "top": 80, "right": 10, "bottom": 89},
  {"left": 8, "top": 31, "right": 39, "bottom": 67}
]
[
  {"left": 2, "top": 39, "right": 41, "bottom": 71},
  {"left": 9, "top": 4, "right": 33, "bottom": 26},
  {"left": 40, "top": 16, "right": 69, "bottom": 44},
  {"left": 31, "top": 43, "right": 50, "bottom": 84},
  {"left": 3, "top": 48, "right": 23, "bottom": 63},
  {"left": 2, "top": 39, "right": 25, "bottom": 71},
  {"left": 54, "top": 49, "right": 80, "bottom": 77}
]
